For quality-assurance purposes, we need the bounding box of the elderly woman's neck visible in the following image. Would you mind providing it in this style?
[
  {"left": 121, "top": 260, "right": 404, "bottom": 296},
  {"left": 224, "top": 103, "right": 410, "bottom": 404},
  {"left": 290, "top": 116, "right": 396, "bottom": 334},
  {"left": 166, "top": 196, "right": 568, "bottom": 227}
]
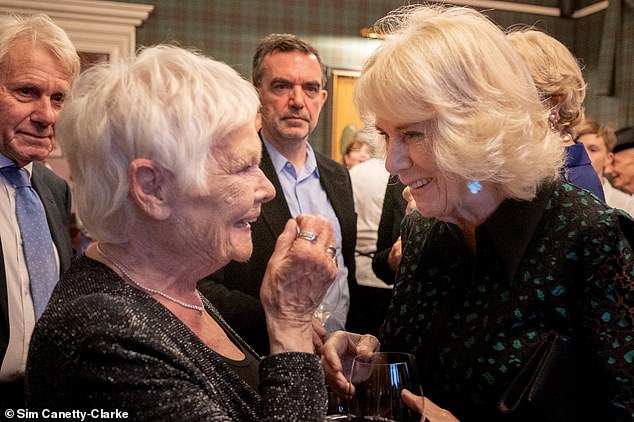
[
  {"left": 441, "top": 186, "right": 505, "bottom": 253},
  {"left": 90, "top": 239, "right": 211, "bottom": 293}
]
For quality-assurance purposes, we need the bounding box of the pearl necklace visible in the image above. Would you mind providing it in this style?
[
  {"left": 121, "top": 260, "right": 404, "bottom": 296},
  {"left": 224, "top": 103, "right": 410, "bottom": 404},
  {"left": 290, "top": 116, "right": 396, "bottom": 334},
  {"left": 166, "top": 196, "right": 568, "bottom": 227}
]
[{"left": 95, "top": 243, "right": 205, "bottom": 312}]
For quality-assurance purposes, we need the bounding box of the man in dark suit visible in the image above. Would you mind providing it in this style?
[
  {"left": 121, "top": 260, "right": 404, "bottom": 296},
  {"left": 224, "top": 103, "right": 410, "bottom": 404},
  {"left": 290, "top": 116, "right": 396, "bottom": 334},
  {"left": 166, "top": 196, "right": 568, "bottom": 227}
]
[
  {"left": 199, "top": 34, "right": 358, "bottom": 355},
  {"left": 0, "top": 13, "right": 78, "bottom": 408},
  {"left": 373, "top": 176, "right": 408, "bottom": 285}
]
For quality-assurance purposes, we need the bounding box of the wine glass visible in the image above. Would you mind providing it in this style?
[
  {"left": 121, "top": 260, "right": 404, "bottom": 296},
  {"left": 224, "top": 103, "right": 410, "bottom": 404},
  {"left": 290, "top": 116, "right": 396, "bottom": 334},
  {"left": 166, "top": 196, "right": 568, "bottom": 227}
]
[{"left": 348, "top": 352, "right": 422, "bottom": 422}]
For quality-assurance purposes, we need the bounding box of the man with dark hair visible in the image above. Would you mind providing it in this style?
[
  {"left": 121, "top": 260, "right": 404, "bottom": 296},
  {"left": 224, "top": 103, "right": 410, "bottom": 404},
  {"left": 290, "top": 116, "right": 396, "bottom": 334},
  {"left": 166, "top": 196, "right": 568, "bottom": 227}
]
[
  {"left": 0, "top": 13, "right": 78, "bottom": 408},
  {"left": 199, "top": 34, "right": 357, "bottom": 355}
]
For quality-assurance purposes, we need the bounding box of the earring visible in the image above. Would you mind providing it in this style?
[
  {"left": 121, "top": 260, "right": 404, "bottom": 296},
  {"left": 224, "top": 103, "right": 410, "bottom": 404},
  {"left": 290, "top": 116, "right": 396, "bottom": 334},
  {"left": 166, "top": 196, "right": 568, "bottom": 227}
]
[
  {"left": 468, "top": 179, "right": 482, "bottom": 194},
  {"left": 548, "top": 110, "right": 560, "bottom": 132}
]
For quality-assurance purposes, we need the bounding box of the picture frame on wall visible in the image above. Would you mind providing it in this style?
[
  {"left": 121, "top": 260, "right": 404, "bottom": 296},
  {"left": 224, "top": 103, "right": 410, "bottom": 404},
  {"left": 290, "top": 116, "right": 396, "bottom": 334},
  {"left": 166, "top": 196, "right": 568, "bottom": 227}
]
[{"left": 329, "top": 69, "right": 363, "bottom": 163}]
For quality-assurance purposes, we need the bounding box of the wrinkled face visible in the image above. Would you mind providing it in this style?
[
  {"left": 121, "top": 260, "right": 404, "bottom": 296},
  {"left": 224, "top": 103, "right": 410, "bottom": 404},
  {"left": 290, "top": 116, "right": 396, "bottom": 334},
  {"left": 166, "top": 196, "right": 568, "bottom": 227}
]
[
  {"left": 0, "top": 39, "right": 70, "bottom": 166},
  {"left": 179, "top": 123, "right": 275, "bottom": 267},
  {"left": 608, "top": 149, "right": 634, "bottom": 194},
  {"left": 377, "top": 117, "right": 466, "bottom": 223},
  {"left": 577, "top": 133, "right": 609, "bottom": 179},
  {"left": 257, "top": 51, "right": 327, "bottom": 147},
  {"left": 343, "top": 142, "right": 371, "bottom": 169}
]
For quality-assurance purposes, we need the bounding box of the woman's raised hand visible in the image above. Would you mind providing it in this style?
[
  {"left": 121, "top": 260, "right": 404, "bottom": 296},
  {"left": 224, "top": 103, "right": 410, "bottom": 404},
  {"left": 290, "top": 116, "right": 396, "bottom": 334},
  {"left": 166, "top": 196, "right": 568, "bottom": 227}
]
[{"left": 260, "top": 215, "right": 338, "bottom": 354}]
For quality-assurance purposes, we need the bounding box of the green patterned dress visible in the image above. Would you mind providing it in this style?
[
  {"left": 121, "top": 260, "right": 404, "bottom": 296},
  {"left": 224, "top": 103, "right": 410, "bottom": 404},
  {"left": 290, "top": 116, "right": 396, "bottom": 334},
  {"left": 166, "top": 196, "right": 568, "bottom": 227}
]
[{"left": 381, "top": 181, "right": 634, "bottom": 421}]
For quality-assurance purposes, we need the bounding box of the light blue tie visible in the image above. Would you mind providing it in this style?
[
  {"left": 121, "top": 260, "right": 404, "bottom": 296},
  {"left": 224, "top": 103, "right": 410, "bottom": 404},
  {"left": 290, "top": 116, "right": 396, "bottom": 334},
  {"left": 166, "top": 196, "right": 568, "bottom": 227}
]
[{"left": 1, "top": 165, "right": 58, "bottom": 319}]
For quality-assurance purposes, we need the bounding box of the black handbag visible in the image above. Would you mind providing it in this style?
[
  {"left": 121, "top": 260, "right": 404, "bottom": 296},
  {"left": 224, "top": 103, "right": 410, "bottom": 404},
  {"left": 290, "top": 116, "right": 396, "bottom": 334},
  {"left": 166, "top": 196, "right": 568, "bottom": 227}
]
[{"left": 497, "top": 333, "right": 608, "bottom": 422}]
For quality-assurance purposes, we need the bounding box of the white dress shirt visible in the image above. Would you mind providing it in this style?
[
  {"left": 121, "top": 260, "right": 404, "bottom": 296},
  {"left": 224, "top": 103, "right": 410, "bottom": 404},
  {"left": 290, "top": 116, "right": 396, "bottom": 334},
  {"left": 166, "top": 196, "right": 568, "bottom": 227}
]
[{"left": 0, "top": 156, "right": 59, "bottom": 382}]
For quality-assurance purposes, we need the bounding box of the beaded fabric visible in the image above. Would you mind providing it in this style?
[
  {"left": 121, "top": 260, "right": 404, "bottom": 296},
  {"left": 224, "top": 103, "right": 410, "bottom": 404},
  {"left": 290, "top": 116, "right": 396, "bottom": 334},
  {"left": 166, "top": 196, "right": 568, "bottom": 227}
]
[{"left": 25, "top": 255, "right": 327, "bottom": 421}]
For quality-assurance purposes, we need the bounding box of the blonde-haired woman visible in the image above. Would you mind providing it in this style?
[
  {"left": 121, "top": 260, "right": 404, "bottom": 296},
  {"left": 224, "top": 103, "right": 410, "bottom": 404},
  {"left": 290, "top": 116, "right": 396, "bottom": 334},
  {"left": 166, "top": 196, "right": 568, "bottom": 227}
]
[
  {"left": 323, "top": 5, "right": 634, "bottom": 422},
  {"left": 508, "top": 28, "right": 605, "bottom": 201}
]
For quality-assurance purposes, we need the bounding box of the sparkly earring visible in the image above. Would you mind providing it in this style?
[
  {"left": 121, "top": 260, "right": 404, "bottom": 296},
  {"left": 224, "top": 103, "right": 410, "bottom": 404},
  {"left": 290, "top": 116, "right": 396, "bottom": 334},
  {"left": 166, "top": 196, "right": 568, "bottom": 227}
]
[
  {"left": 548, "top": 110, "right": 560, "bottom": 132},
  {"left": 468, "top": 179, "right": 482, "bottom": 194}
]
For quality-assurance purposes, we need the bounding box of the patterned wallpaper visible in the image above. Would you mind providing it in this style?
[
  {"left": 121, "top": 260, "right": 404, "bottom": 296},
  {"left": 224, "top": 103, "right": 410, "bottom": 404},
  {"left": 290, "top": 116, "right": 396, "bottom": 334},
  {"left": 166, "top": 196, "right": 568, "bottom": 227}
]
[{"left": 119, "top": 0, "right": 625, "bottom": 152}]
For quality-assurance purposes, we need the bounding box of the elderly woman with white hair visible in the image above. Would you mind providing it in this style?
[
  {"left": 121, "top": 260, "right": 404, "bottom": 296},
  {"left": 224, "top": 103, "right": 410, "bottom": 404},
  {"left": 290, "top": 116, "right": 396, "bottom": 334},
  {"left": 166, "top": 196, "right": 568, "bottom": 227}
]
[
  {"left": 25, "top": 45, "right": 338, "bottom": 420},
  {"left": 323, "top": 5, "right": 634, "bottom": 422}
]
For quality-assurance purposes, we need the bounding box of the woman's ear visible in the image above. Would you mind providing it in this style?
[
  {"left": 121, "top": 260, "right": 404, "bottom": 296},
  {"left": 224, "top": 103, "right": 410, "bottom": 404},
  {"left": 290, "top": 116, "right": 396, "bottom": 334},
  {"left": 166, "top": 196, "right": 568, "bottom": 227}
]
[{"left": 128, "top": 158, "right": 172, "bottom": 220}]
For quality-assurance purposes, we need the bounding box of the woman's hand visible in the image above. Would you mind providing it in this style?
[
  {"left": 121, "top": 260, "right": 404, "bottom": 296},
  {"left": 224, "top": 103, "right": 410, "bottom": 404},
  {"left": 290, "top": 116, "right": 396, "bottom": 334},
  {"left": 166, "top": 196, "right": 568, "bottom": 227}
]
[
  {"left": 312, "top": 317, "right": 327, "bottom": 356},
  {"left": 260, "top": 215, "right": 338, "bottom": 355},
  {"left": 387, "top": 236, "right": 402, "bottom": 272},
  {"left": 403, "top": 186, "right": 417, "bottom": 215},
  {"left": 321, "top": 330, "right": 380, "bottom": 399},
  {"left": 401, "top": 390, "right": 460, "bottom": 422}
]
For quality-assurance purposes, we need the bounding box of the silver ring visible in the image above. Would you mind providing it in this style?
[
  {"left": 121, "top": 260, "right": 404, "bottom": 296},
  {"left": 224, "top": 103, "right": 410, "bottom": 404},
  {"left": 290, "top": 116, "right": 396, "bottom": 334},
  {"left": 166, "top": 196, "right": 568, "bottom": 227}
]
[
  {"left": 297, "top": 231, "right": 318, "bottom": 243},
  {"left": 327, "top": 246, "right": 336, "bottom": 258}
]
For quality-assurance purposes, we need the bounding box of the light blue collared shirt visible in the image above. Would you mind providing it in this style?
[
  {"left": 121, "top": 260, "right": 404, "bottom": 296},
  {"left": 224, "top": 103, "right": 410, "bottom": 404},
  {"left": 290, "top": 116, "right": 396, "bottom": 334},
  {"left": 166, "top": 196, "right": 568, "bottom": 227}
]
[{"left": 263, "top": 137, "right": 349, "bottom": 333}]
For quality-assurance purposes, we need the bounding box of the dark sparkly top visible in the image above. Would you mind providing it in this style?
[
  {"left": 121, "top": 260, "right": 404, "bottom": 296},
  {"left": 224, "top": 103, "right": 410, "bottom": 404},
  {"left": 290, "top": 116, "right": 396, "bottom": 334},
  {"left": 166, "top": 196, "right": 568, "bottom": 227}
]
[
  {"left": 25, "top": 255, "right": 326, "bottom": 421},
  {"left": 381, "top": 181, "right": 634, "bottom": 421}
]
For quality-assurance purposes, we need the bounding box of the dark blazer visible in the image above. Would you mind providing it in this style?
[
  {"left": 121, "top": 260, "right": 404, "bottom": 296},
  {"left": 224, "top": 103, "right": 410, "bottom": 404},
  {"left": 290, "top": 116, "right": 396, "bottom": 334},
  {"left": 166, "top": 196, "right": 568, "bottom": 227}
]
[
  {"left": 199, "top": 137, "right": 357, "bottom": 355},
  {"left": 0, "top": 162, "right": 73, "bottom": 364}
]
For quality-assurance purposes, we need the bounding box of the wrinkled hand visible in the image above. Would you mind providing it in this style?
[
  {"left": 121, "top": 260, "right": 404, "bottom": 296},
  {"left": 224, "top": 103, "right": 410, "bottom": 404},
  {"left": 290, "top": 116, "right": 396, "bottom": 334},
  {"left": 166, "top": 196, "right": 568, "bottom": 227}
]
[
  {"left": 321, "top": 330, "right": 380, "bottom": 399},
  {"left": 261, "top": 215, "right": 337, "bottom": 354},
  {"left": 312, "top": 317, "right": 327, "bottom": 356},
  {"left": 387, "top": 236, "right": 402, "bottom": 272},
  {"left": 401, "top": 390, "right": 460, "bottom": 422}
]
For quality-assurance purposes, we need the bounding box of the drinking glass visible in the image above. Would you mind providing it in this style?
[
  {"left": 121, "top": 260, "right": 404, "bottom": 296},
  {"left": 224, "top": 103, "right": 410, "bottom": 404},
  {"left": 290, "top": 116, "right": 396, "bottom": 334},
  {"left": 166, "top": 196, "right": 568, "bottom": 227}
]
[{"left": 348, "top": 352, "right": 422, "bottom": 422}]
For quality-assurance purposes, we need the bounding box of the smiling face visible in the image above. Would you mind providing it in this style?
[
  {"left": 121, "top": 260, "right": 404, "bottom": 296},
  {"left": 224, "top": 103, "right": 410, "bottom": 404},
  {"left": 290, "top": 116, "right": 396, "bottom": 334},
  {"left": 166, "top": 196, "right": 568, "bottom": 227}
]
[
  {"left": 176, "top": 123, "right": 275, "bottom": 267},
  {"left": 210, "top": 123, "right": 276, "bottom": 263},
  {"left": 377, "top": 117, "right": 468, "bottom": 223},
  {"left": 577, "top": 133, "right": 609, "bottom": 180},
  {"left": 0, "top": 39, "right": 70, "bottom": 166},
  {"left": 609, "top": 148, "right": 634, "bottom": 194},
  {"left": 257, "top": 51, "right": 327, "bottom": 149}
]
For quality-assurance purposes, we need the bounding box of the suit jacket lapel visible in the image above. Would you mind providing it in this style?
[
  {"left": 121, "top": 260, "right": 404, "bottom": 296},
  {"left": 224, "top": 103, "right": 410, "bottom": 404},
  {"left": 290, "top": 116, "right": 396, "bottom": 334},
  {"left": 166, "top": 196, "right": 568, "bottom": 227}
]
[
  {"left": 259, "top": 140, "right": 292, "bottom": 237},
  {"left": 31, "top": 164, "right": 72, "bottom": 273},
  {"left": 316, "top": 153, "right": 348, "bottom": 226}
]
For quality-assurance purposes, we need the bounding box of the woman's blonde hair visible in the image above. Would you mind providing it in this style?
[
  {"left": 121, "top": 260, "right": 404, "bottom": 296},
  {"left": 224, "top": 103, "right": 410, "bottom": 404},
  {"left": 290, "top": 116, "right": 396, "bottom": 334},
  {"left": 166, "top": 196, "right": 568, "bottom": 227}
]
[
  {"left": 355, "top": 5, "right": 563, "bottom": 201},
  {"left": 507, "top": 28, "right": 586, "bottom": 134}
]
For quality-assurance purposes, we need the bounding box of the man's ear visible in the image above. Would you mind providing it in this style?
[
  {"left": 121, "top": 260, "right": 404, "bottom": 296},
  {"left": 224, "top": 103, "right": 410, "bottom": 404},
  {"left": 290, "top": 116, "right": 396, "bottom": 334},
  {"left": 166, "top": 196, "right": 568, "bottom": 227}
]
[
  {"left": 128, "top": 158, "right": 171, "bottom": 220},
  {"left": 320, "top": 88, "right": 328, "bottom": 104}
]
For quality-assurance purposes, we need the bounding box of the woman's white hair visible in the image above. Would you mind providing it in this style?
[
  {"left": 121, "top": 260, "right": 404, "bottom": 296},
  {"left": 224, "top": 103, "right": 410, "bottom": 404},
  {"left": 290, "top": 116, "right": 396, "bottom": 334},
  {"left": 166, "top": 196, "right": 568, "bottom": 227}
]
[
  {"left": 57, "top": 44, "right": 260, "bottom": 242},
  {"left": 355, "top": 5, "right": 563, "bottom": 201}
]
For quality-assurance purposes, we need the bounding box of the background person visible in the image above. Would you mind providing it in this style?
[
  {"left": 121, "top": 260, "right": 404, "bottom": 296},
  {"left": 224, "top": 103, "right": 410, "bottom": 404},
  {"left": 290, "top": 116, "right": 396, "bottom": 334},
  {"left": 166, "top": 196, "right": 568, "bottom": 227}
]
[
  {"left": 575, "top": 117, "right": 634, "bottom": 216},
  {"left": 0, "top": 13, "right": 78, "bottom": 408},
  {"left": 199, "top": 34, "right": 358, "bottom": 355},
  {"left": 348, "top": 129, "right": 392, "bottom": 336},
  {"left": 323, "top": 5, "right": 634, "bottom": 421},
  {"left": 342, "top": 133, "right": 372, "bottom": 169},
  {"left": 508, "top": 28, "right": 605, "bottom": 201},
  {"left": 371, "top": 176, "right": 407, "bottom": 284},
  {"left": 607, "top": 126, "right": 634, "bottom": 195},
  {"left": 25, "top": 45, "right": 337, "bottom": 420}
]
